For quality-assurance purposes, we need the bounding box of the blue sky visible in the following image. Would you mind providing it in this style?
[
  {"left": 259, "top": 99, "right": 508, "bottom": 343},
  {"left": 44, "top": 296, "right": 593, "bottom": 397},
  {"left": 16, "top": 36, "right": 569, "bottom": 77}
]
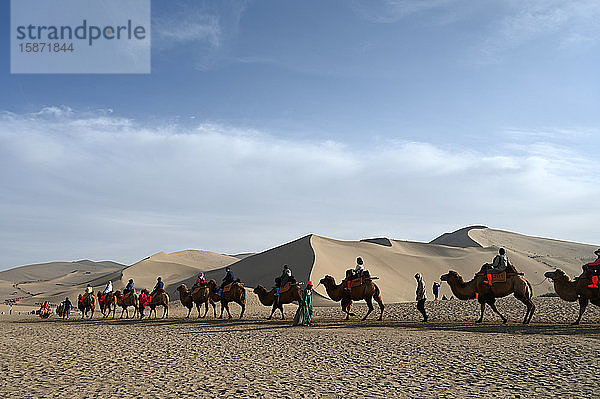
[{"left": 1, "top": 0, "right": 599, "bottom": 268}]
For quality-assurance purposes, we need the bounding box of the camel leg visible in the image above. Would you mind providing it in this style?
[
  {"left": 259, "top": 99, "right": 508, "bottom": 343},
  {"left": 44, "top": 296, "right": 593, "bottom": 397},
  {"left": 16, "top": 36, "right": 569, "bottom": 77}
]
[
  {"left": 572, "top": 297, "right": 588, "bottom": 325},
  {"left": 515, "top": 293, "right": 535, "bottom": 324},
  {"left": 163, "top": 305, "right": 167, "bottom": 318},
  {"left": 268, "top": 304, "right": 276, "bottom": 320},
  {"left": 375, "top": 295, "right": 384, "bottom": 321},
  {"left": 202, "top": 302, "right": 209, "bottom": 318},
  {"left": 239, "top": 302, "right": 245, "bottom": 319},
  {"left": 488, "top": 300, "right": 507, "bottom": 323},
  {"left": 186, "top": 306, "right": 192, "bottom": 319},
  {"left": 362, "top": 297, "right": 374, "bottom": 321},
  {"left": 280, "top": 304, "right": 285, "bottom": 320},
  {"left": 476, "top": 300, "right": 485, "bottom": 323},
  {"left": 226, "top": 302, "right": 233, "bottom": 319}
]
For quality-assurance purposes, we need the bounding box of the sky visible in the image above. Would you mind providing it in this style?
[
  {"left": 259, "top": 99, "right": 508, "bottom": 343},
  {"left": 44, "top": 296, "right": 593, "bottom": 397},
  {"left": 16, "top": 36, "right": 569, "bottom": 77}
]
[{"left": 1, "top": 0, "right": 599, "bottom": 269}]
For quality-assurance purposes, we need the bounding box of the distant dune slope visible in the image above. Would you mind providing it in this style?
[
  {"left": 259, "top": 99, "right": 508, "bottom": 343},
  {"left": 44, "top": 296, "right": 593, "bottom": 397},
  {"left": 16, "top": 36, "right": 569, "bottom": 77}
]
[
  {"left": 429, "top": 226, "right": 487, "bottom": 248},
  {"left": 203, "top": 235, "right": 315, "bottom": 293},
  {"left": 0, "top": 260, "right": 123, "bottom": 283}
]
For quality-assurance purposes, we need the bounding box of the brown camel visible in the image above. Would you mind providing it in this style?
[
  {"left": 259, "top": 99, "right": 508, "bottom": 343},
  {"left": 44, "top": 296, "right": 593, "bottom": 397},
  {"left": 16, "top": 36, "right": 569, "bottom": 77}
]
[
  {"left": 144, "top": 289, "right": 169, "bottom": 318},
  {"left": 319, "top": 275, "right": 384, "bottom": 321},
  {"left": 544, "top": 269, "right": 600, "bottom": 325},
  {"left": 440, "top": 270, "right": 535, "bottom": 324},
  {"left": 177, "top": 284, "right": 215, "bottom": 318},
  {"left": 253, "top": 283, "right": 302, "bottom": 320},
  {"left": 208, "top": 279, "right": 246, "bottom": 319},
  {"left": 114, "top": 290, "right": 139, "bottom": 318},
  {"left": 77, "top": 292, "right": 96, "bottom": 319},
  {"left": 96, "top": 291, "right": 116, "bottom": 319}
]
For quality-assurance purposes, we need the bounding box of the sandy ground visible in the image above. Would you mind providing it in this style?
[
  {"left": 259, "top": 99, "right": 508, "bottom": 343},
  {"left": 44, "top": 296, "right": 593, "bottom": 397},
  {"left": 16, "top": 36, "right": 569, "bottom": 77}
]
[{"left": 1, "top": 297, "right": 600, "bottom": 398}]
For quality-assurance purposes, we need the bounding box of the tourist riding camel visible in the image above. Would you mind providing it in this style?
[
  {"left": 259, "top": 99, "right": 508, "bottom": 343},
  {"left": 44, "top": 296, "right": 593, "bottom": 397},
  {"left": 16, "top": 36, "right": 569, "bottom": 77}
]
[
  {"left": 275, "top": 265, "right": 294, "bottom": 305},
  {"left": 144, "top": 288, "right": 169, "bottom": 318},
  {"left": 149, "top": 277, "right": 164, "bottom": 298},
  {"left": 78, "top": 290, "right": 96, "bottom": 319},
  {"left": 319, "top": 274, "right": 384, "bottom": 321},
  {"left": 582, "top": 248, "right": 600, "bottom": 289},
  {"left": 97, "top": 289, "right": 116, "bottom": 319},
  {"left": 216, "top": 267, "right": 235, "bottom": 296},
  {"left": 484, "top": 248, "right": 518, "bottom": 286},
  {"left": 123, "top": 279, "right": 135, "bottom": 297},
  {"left": 440, "top": 268, "right": 534, "bottom": 324},
  {"left": 545, "top": 268, "right": 600, "bottom": 324},
  {"left": 190, "top": 272, "right": 206, "bottom": 294},
  {"left": 209, "top": 278, "right": 246, "bottom": 319}
]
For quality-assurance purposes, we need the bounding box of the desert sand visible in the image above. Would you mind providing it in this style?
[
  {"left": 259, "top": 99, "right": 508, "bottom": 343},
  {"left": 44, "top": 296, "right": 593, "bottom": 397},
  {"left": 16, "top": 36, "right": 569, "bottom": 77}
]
[{"left": 1, "top": 297, "right": 599, "bottom": 398}]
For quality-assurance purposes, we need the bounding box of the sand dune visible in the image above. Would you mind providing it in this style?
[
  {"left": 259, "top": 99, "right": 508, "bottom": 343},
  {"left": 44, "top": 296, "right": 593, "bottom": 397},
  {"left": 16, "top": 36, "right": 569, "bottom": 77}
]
[{"left": 2, "top": 227, "right": 597, "bottom": 306}]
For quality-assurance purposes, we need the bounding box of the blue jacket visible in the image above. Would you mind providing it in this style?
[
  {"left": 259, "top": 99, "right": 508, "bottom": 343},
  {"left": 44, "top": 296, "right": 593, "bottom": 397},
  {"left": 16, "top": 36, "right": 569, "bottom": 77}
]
[
  {"left": 223, "top": 270, "right": 235, "bottom": 285},
  {"left": 125, "top": 281, "right": 134, "bottom": 291},
  {"left": 154, "top": 281, "right": 164, "bottom": 291}
]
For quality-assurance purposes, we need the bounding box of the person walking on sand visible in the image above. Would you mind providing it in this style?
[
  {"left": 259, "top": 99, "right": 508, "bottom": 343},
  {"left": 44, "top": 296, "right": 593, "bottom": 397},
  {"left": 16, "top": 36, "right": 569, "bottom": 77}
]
[
  {"left": 63, "top": 297, "right": 72, "bottom": 319},
  {"left": 432, "top": 282, "right": 440, "bottom": 301},
  {"left": 293, "top": 281, "right": 313, "bottom": 326},
  {"left": 139, "top": 290, "right": 148, "bottom": 318},
  {"left": 415, "top": 273, "right": 428, "bottom": 322}
]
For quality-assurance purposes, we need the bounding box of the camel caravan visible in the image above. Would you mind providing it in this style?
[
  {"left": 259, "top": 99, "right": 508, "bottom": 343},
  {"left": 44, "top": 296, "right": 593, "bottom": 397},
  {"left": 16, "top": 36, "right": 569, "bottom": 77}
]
[{"left": 45, "top": 247, "right": 600, "bottom": 325}]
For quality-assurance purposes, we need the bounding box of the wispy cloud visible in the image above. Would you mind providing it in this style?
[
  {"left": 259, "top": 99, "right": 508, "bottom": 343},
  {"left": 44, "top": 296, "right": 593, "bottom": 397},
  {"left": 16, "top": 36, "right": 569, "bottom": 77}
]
[
  {"left": 0, "top": 108, "right": 598, "bottom": 267},
  {"left": 154, "top": 14, "right": 221, "bottom": 47},
  {"left": 480, "top": 0, "right": 600, "bottom": 59},
  {"left": 350, "top": 0, "right": 460, "bottom": 23}
]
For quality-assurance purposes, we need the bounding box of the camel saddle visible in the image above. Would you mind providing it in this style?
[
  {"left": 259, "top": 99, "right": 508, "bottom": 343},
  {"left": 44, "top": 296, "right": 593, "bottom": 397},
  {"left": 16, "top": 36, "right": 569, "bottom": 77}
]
[
  {"left": 278, "top": 282, "right": 294, "bottom": 294},
  {"left": 223, "top": 282, "right": 234, "bottom": 293},
  {"left": 475, "top": 271, "right": 507, "bottom": 284},
  {"left": 191, "top": 286, "right": 205, "bottom": 296},
  {"left": 80, "top": 292, "right": 91, "bottom": 303},
  {"left": 348, "top": 277, "right": 365, "bottom": 288}
]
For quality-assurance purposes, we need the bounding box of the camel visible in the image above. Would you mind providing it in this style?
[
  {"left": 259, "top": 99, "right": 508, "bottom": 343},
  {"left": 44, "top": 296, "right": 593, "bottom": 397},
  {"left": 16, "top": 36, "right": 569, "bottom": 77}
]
[
  {"left": 96, "top": 291, "right": 116, "bottom": 319},
  {"left": 114, "top": 290, "right": 138, "bottom": 318},
  {"left": 544, "top": 269, "right": 600, "bottom": 325},
  {"left": 208, "top": 279, "right": 246, "bottom": 319},
  {"left": 253, "top": 283, "right": 302, "bottom": 320},
  {"left": 440, "top": 270, "right": 535, "bottom": 324},
  {"left": 77, "top": 293, "right": 96, "bottom": 319},
  {"left": 177, "top": 284, "right": 215, "bottom": 318},
  {"left": 319, "top": 275, "right": 384, "bottom": 321},
  {"left": 144, "top": 289, "right": 169, "bottom": 318}
]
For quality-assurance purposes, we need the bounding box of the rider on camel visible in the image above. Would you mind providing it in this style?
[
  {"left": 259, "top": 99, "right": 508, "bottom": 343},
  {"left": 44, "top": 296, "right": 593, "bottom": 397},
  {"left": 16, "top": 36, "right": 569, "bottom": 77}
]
[
  {"left": 150, "top": 277, "right": 164, "bottom": 298},
  {"left": 124, "top": 279, "right": 135, "bottom": 296},
  {"left": 190, "top": 272, "right": 206, "bottom": 296},
  {"left": 485, "top": 248, "right": 511, "bottom": 286},
  {"left": 583, "top": 248, "right": 600, "bottom": 288},
  {"left": 217, "top": 267, "right": 235, "bottom": 296}
]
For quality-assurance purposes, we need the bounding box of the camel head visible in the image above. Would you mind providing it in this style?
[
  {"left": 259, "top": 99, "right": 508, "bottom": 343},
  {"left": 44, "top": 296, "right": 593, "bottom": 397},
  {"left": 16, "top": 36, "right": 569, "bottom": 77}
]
[
  {"left": 319, "top": 275, "right": 336, "bottom": 287},
  {"left": 544, "top": 269, "right": 569, "bottom": 281},
  {"left": 253, "top": 285, "right": 267, "bottom": 295},
  {"left": 177, "top": 284, "right": 188, "bottom": 293},
  {"left": 207, "top": 280, "right": 218, "bottom": 292},
  {"left": 114, "top": 290, "right": 122, "bottom": 299},
  {"left": 440, "top": 270, "right": 461, "bottom": 282}
]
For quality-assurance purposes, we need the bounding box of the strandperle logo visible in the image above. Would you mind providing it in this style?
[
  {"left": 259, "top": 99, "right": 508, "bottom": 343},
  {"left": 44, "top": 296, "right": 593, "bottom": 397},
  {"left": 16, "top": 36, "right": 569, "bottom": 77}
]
[
  {"left": 15, "top": 19, "right": 147, "bottom": 46},
  {"left": 11, "top": 0, "right": 151, "bottom": 74}
]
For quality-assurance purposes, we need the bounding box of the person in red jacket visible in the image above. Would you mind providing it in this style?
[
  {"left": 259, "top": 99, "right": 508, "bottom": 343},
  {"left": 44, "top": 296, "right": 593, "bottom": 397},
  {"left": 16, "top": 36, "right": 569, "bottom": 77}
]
[
  {"left": 139, "top": 290, "right": 148, "bottom": 318},
  {"left": 583, "top": 249, "right": 600, "bottom": 288}
]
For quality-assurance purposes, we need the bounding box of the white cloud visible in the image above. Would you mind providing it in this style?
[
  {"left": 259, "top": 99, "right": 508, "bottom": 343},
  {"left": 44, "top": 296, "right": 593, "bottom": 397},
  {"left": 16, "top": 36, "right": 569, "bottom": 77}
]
[{"left": 0, "top": 109, "right": 598, "bottom": 268}]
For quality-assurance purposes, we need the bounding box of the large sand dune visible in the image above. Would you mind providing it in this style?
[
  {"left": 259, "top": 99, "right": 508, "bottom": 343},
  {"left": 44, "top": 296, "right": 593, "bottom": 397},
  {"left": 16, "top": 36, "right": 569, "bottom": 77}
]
[{"left": 2, "top": 227, "right": 597, "bottom": 305}]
